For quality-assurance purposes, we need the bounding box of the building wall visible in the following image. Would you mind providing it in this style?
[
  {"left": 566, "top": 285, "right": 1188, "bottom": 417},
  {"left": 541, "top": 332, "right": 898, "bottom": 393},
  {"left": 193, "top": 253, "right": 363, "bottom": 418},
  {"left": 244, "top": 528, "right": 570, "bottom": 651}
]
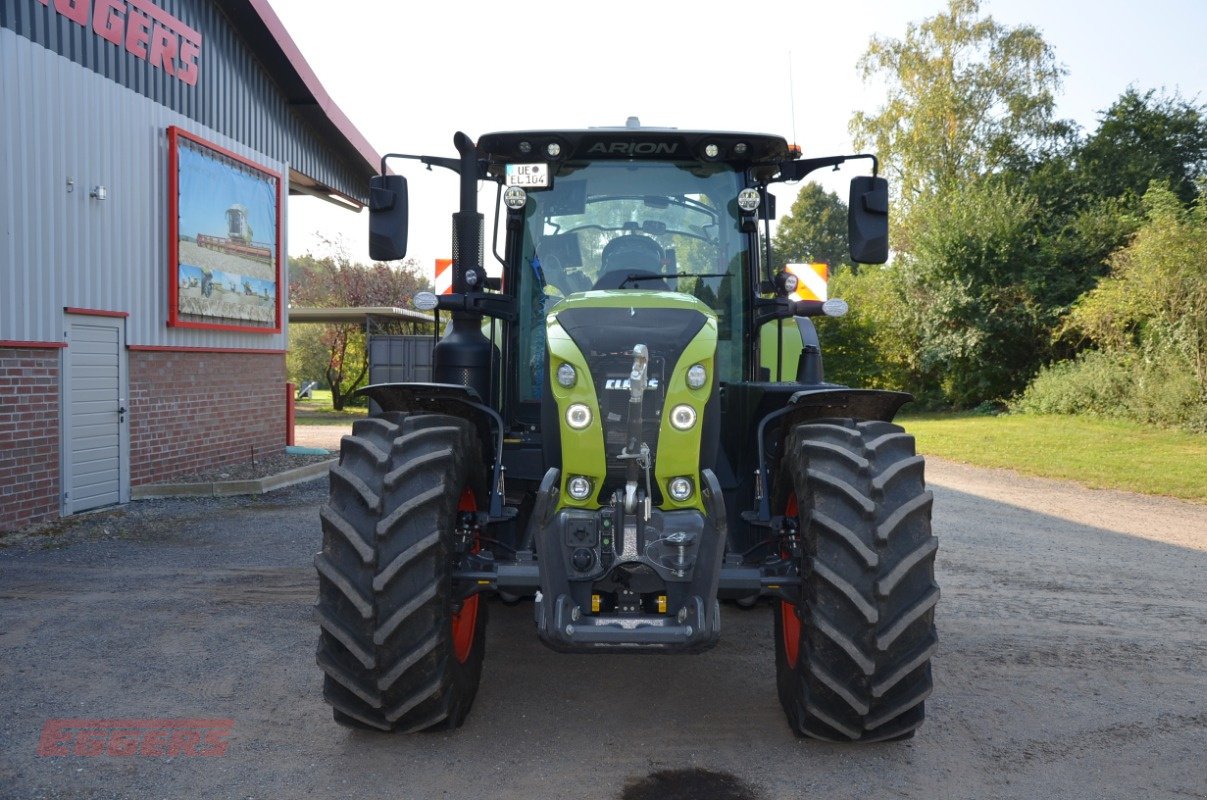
[
  {"left": 127, "top": 349, "right": 284, "bottom": 486},
  {"left": 0, "top": 26, "right": 289, "bottom": 349},
  {"left": 0, "top": 346, "right": 62, "bottom": 531},
  {"left": 0, "top": 0, "right": 369, "bottom": 203},
  {"left": 0, "top": 20, "right": 300, "bottom": 530}
]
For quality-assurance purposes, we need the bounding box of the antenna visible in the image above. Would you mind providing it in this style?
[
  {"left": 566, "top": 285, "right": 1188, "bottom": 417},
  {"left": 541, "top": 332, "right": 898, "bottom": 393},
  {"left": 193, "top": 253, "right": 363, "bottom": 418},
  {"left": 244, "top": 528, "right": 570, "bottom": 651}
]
[{"left": 788, "top": 51, "right": 799, "bottom": 150}]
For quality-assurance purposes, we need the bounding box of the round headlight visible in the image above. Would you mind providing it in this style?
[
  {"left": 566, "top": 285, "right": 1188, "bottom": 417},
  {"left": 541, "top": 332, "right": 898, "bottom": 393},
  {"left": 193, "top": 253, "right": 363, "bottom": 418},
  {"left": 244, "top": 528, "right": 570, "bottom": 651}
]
[
  {"left": 668, "top": 477, "right": 693, "bottom": 501},
  {"left": 704, "top": 143, "right": 720, "bottom": 158},
  {"left": 503, "top": 186, "right": 528, "bottom": 209},
  {"left": 518, "top": 141, "right": 532, "bottom": 154},
  {"left": 556, "top": 363, "right": 577, "bottom": 388},
  {"left": 733, "top": 142, "right": 748, "bottom": 156},
  {"left": 737, "top": 188, "right": 761, "bottom": 212},
  {"left": 566, "top": 403, "right": 592, "bottom": 430},
  {"left": 546, "top": 142, "right": 562, "bottom": 158},
  {"left": 567, "top": 475, "right": 592, "bottom": 500},
  {"left": 669, "top": 404, "right": 696, "bottom": 431},
  {"left": 686, "top": 363, "right": 707, "bottom": 390}
]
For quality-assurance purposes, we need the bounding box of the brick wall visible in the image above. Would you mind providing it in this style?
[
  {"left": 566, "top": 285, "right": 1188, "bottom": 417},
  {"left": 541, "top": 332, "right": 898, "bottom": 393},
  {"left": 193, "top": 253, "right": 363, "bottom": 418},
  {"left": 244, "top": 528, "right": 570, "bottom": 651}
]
[
  {"left": 0, "top": 348, "right": 62, "bottom": 532},
  {"left": 128, "top": 350, "right": 285, "bottom": 486}
]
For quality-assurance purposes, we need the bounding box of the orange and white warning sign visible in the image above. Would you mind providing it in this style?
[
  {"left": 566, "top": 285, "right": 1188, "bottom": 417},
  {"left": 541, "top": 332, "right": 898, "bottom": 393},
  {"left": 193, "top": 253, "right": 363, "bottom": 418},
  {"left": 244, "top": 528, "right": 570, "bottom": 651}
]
[
  {"left": 786, "top": 262, "right": 829, "bottom": 301},
  {"left": 435, "top": 258, "right": 452, "bottom": 295}
]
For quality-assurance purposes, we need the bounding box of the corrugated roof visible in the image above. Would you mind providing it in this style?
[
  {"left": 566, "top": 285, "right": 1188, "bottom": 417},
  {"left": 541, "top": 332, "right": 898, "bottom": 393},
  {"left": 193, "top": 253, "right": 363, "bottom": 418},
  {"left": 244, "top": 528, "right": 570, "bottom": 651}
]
[
  {"left": 216, "top": 0, "right": 382, "bottom": 180},
  {"left": 288, "top": 307, "right": 434, "bottom": 325}
]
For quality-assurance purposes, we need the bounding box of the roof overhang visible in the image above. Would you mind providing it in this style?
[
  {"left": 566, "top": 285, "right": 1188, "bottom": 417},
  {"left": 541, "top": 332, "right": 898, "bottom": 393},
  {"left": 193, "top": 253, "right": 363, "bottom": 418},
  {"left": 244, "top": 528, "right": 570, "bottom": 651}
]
[
  {"left": 215, "top": 0, "right": 383, "bottom": 208},
  {"left": 288, "top": 306, "right": 434, "bottom": 325}
]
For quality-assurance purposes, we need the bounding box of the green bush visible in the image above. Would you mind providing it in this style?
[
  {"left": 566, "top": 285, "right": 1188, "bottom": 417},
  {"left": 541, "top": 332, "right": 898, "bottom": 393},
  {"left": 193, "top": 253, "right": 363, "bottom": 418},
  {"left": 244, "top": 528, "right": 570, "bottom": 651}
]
[
  {"left": 1012, "top": 349, "right": 1134, "bottom": 416},
  {"left": 1013, "top": 347, "right": 1207, "bottom": 431},
  {"left": 1020, "top": 183, "right": 1207, "bottom": 431}
]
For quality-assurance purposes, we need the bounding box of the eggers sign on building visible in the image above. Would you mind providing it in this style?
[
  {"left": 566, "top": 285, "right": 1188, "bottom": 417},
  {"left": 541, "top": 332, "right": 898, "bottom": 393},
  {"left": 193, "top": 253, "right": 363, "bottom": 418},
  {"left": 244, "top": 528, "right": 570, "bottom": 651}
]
[
  {"left": 37, "top": 0, "right": 202, "bottom": 84},
  {"left": 0, "top": 0, "right": 381, "bottom": 531}
]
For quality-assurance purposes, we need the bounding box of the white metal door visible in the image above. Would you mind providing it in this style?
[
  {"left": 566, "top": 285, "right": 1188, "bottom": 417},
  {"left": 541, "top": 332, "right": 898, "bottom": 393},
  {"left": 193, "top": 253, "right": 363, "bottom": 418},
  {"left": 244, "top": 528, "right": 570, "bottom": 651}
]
[{"left": 64, "top": 318, "right": 128, "bottom": 513}]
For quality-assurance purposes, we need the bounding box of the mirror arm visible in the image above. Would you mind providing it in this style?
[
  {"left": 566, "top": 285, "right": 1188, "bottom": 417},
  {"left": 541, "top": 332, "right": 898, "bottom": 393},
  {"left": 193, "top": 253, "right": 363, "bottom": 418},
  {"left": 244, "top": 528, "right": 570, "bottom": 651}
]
[
  {"left": 771, "top": 152, "right": 879, "bottom": 183},
  {"left": 380, "top": 152, "right": 491, "bottom": 179}
]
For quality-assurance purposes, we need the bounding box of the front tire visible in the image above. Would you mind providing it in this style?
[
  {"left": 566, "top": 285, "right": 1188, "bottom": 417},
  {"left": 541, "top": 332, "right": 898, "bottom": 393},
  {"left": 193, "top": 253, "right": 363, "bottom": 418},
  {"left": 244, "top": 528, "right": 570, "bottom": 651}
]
[
  {"left": 315, "top": 413, "right": 488, "bottom": 732},
  {"left": 774, "top": 419, "right": 939, "bottom": 742}
]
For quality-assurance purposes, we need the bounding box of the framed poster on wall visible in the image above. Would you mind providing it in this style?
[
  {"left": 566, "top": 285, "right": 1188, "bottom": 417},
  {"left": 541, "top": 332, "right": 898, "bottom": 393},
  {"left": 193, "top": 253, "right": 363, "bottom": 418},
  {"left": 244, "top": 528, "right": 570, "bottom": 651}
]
[{"left": 167, "top": 126, "right": 283, "bottom": 333}]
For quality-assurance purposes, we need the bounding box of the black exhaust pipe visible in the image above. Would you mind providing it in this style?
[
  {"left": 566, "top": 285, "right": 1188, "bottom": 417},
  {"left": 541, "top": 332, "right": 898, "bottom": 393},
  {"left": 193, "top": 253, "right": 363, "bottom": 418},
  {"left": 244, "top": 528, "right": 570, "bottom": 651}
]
[{"left": 433, "top": 132, "right": 496, "bottom": 402}]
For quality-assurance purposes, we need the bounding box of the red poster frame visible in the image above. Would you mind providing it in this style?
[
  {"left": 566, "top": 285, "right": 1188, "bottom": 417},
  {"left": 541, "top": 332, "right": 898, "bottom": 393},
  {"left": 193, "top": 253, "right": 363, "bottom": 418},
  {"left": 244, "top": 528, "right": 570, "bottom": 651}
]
[{"left": 167, "top": 126, "right": 283, "bottom": 334}]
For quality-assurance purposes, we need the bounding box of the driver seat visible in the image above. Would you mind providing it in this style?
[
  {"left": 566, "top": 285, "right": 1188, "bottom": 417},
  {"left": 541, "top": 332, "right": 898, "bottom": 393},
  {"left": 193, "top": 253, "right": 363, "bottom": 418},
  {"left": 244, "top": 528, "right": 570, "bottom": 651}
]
[{"left": 592, "top": 234, "right": 669, "bottom": 290}]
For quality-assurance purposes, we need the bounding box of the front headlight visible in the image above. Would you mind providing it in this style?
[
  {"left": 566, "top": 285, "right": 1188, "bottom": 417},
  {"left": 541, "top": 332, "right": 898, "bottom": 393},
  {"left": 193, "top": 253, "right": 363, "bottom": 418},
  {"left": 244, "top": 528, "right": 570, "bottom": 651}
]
[
  {"left": 566, "top": 403, "right": 592, "bottom": 430},
  {"left": 556, "top": 363, "right": 577, "bottom": 388},
  {"left": 668, "top": 477, "right": 693, "bottom": 501},
  {"left": 567, "top": 475, "right": 592, "bottom": 500},
  {"left": 686, "top": 363, "right": 707, "bottom": 390},
  {"left": 669, "top": 404, "right": 696, "bottom": 431}
]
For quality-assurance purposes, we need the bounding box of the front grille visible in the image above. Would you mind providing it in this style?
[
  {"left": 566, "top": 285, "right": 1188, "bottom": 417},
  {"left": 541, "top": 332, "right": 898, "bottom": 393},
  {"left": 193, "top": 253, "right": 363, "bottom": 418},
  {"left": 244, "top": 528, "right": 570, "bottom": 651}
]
[{"left": 588, "top": 354, "right": 665, "bottom": 499}]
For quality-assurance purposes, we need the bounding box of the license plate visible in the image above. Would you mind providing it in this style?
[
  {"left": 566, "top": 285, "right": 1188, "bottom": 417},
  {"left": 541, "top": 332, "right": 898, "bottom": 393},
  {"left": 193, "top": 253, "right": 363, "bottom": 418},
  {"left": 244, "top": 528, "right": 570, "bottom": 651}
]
[{"left": 505, "top": 163, "right": 549, "bottom": 188}]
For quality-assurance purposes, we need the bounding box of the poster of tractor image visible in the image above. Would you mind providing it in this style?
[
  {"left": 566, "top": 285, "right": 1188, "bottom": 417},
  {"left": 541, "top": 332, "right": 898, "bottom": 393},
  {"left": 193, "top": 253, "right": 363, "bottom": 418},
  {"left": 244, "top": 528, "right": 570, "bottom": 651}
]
[{"left": 169, "top": 127, "right": 281, "bottom": 332}]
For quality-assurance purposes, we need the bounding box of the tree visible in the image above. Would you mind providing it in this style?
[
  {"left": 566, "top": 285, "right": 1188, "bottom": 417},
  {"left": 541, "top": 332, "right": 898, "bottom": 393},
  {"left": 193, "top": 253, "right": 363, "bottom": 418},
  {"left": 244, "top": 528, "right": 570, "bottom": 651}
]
[
  {"left": 772, "top": 182, "right": 852, "bottom": 273},
  {"left": 288, "top": 252, "right": 430, "bottom": 410},
  {"left": 850, "top": 0, "right": 1064, "bottom": 210},
  {"left": 1075, "top": 88, "right": 1207, "bottom": 207},
  {"left": 1067, "top": 183, "right": 1207, "bottom": 393},
  {"left": 1017, "top": 184, "right": 1207, "bottom": 430},
  {"left": 901, "top": 179, "right": 1050, "bottom": 406}
]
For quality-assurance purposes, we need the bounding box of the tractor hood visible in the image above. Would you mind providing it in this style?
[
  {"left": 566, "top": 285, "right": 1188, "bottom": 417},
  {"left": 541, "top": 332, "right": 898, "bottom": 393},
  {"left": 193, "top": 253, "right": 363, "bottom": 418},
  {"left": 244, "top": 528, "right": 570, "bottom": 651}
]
[{"left": 545, "top": 291, "right": 718, "bottom": 512}]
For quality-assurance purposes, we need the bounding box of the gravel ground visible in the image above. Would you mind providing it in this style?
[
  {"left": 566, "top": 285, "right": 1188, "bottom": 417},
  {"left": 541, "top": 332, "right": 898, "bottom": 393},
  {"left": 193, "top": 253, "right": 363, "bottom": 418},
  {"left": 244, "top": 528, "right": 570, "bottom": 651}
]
[
  {"left": 290, "top": 423, "right": 349, "bottom": 453},
  {"left": 0, "top": 459, "right": 1203, "bottom": 799}
]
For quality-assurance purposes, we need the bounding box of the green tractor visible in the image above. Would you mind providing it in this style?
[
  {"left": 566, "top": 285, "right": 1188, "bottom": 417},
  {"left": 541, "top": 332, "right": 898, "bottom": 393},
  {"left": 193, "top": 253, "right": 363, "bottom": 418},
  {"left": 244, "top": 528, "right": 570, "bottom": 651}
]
[{"left": 314, "top": 120, "right": 938, "bottom": 742}]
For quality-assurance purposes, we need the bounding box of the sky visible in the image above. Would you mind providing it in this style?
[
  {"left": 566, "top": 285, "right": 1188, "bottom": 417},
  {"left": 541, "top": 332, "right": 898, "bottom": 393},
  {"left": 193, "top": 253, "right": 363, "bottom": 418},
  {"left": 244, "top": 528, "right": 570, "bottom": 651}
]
[{"left": 274, "top": 0, "right": 1207, "bottom": 282}]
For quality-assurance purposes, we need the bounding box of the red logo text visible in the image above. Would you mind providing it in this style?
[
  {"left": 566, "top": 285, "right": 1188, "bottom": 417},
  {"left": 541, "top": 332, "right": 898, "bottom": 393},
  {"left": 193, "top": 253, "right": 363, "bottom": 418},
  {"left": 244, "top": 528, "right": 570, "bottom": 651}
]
[
  {"left": 37, "top": 0, "right": 202, "bottom": 86},
  {"left": 37, "top": 718, "right": 233, "bottom": 757}
]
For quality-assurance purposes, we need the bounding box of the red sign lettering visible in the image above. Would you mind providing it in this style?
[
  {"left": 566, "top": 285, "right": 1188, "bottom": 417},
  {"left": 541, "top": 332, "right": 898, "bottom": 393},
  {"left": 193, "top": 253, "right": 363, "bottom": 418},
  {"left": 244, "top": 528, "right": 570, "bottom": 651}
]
[
  {"left": 39, "top": 0, "right": 202, "bottom": 87},
  {"left": 37, "top": 719, "right": 233, "bottom": 758}
]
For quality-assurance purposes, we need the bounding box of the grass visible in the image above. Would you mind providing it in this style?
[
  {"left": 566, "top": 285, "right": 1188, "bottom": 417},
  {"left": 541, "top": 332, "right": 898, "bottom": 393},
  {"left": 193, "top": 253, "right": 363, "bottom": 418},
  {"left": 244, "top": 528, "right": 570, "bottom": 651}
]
[
  {"left": 289, "top": 390, "right": 1204, "bottom": 501},
  {"left": 899, "top": 412, "right": 1207, "bottom": 502},
  {"left": 294, "top": 389, "right": 366, "bottom": 424}
]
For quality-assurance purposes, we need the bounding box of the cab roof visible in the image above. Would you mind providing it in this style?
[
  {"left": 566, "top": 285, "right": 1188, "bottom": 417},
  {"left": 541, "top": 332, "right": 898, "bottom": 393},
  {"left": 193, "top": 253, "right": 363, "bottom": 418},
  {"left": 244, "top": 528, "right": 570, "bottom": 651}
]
[{"left": 476, "top": 126, "right": 792, "bottom": 173}]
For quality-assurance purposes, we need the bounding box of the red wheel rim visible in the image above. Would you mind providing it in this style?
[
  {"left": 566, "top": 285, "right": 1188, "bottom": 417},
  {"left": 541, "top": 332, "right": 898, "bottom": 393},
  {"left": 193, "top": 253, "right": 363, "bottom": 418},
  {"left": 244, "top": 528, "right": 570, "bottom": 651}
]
[
  {"left": 451, "top": 487, "right": 479, "bottom": 664},
  {"left": 780, "top": 492, "right": 801, "bottom": 668}
]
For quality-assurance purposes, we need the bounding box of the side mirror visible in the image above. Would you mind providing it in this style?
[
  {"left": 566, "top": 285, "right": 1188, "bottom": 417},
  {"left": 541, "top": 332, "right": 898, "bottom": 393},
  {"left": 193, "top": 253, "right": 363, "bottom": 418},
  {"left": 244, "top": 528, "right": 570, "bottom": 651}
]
[
  {"left": 848, "top": 176, "right": 888, "bottom": 264},
  {"left": 369, "top": 174, "right": 408, "bottom": 261}
]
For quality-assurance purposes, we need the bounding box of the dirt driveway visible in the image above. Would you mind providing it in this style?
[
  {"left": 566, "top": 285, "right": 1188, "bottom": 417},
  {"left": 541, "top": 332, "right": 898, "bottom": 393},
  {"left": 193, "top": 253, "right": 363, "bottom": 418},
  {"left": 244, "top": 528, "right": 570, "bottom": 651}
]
[{"left": 0, "top": 459, "right": 1203, "bottom": 799}]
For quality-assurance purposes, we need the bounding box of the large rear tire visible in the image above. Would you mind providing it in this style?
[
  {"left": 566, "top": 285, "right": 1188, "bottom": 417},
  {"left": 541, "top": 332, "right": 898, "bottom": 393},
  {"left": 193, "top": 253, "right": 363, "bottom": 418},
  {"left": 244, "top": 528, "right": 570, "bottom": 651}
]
[
  {"left": 315, "top": 413, "right": 488, "bottom": 732},
  {"left": 773, "top": 418, "right": 938, "bottom": 742}
]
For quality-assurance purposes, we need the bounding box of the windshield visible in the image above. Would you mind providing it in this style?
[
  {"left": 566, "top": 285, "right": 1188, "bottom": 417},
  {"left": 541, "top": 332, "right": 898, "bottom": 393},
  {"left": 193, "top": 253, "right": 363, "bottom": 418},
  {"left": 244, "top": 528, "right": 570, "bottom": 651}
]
[{"left": 516, "top": 161, "right": 748, "bottom": 401}]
